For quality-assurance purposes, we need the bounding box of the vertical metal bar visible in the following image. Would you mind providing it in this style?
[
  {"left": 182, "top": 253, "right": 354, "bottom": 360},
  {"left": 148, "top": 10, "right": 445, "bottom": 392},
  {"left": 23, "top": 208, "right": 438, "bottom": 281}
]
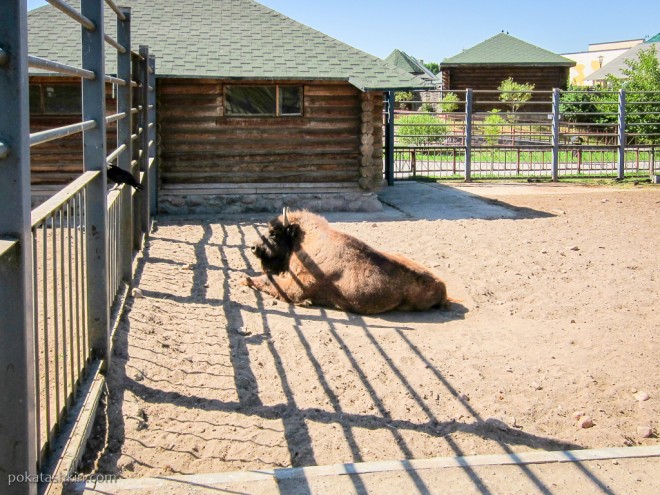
[
  {"left": 551, "top": 88, "right": 560, "bottom": 182},
  {"left": 42, "top": 222, "right": 51, "bottom": 451},
  {"left": 55, "top": 206, "right": 69, "bottom": 409},
  {"left": 617, "top": 89, "right": 626, "bottom": 180},
  {"left": 464, "top": 89, "right": 473, "bottom": 183},
  {"left": 32, "top": 227, "right": 41, "bottom": 469},
  {"left": 74, "top": 193, "right": 81, "bottom": 381},
  {"left": 109, "top": 202, "right": 115, "bottom": 306},
  {"left": 59, "top": 206, "right": 69, "bottom": 410},
  {"left": 411, "top": 149, "right": 416, "bottom": 177},
  {"left": 117, "top": 7, "right": 133, "bottom": 282},
  {"left": 67, "top": 201, "right": 75, "bottom": 394},
  {"left": 81, "top": 0, "right": 110, "bottom": 362},
  {"left": 81, "top": 188, "right": 89, "bottom": 364},
  {"left": 148, "top": 54, "right": 157, "bottom": 214},
  {"left": 0, "top": 2, "right": 37, "bottom": 489},
  {"left": 384, "top": 91, "right": 395, "bottom": 186},
  {"left": 139, "top": 45, "right": 151, "bottom": 236},
  {"left": 53, "top": 214, "right": 61, "bottom": 422}
]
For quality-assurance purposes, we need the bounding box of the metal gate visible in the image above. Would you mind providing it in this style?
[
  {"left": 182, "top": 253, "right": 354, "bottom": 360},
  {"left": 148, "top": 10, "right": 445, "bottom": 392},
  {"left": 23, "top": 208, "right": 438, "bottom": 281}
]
[
  {"left": 383, "top": 88, "right": 660, "bottom": 181},
  {"left": 1, "top": 1, "right": 156, "bottom": 493}
]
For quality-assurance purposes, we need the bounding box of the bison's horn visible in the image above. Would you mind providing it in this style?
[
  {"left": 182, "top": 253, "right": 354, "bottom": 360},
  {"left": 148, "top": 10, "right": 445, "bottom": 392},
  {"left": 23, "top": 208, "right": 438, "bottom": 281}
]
[{"left": 282, "top": 207, "right": 289, "bottom": 227}]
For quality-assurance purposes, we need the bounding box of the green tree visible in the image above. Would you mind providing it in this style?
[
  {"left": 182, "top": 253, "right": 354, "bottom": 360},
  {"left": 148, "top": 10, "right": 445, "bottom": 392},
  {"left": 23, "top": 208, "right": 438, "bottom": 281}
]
[
  {"left": 559, "top": 86, "right": 618, "bottom": 127},
  {"left": 606, "top": 45, "right": 660, "bottom": 143},
  {"left": 498, "top": 77, "right": 535, "bottom": 114},
  {"left": 424, "top": 62, "right": 440, "bottom": 75}
]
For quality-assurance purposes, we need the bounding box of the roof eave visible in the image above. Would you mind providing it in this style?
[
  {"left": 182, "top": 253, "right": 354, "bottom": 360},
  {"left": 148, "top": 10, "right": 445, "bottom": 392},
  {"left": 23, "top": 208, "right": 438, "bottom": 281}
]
[
  {"left": 348, "top": 76, "right": 428, "bottom": 92},
  {"left": 440, "top": 62, "right": 575, "bottom": 68}
]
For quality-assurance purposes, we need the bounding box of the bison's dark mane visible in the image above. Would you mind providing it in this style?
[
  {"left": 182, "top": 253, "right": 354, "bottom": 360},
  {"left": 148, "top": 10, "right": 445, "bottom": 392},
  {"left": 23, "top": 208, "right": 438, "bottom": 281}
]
[{"left": 257, "top": 220, "right": 300, "bottom": 275}]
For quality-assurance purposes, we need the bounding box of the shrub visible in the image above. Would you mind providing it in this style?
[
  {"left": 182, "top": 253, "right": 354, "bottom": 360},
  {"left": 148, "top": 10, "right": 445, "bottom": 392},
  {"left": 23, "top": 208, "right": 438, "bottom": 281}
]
[
  {"left": 560, "top": 86, "right": 601, "bottom": 124},
  {"left": 395, "top": 91, "right": 414, "bottom": 110},
  {"left": 483, "top": 109, "right": 506, "bottom": 145},
  {"left": 438, "top": 92, "right": 460, "bottom": 113},
  {"left": 396, "top": 114, "right": 448, "bottom": 146}
]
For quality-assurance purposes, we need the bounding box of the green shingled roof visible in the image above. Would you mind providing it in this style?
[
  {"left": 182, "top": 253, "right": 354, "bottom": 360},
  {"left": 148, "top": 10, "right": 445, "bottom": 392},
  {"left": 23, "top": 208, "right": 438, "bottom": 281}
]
[
  {"left": 441, "top": 33, "right": 575, "bottom": 67},
  {"left": 385, "top": 49, "right": 424, "bottom": 74},
  {"left": 384, "top": 49, "right": 437, "bottom": 84},
  {"left": 645, "top": 32, "right": 660, "bottom": 43},
  {"left": 28, "top": 0, "right": 425, "bottom": 91}
]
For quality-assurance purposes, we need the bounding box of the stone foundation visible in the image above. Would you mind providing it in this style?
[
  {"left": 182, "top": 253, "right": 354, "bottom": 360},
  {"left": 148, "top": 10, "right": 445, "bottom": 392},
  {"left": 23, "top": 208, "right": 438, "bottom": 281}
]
[{"left": 158, "top": 189, "right": 384, "bottom": 215}]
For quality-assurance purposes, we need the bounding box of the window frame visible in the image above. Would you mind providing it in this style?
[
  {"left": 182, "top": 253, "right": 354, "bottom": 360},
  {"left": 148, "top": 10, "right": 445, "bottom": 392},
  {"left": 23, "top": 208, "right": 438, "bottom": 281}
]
[
  {"left": 29, "top": 82, "right": 83, "bottom": 116},
  {"left": 224, "top": 84, "right": 303, "bottom": 117}
]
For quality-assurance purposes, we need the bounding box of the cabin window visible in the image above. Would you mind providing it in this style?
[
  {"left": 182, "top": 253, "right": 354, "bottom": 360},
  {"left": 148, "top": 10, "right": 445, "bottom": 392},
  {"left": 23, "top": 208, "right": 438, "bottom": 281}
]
[
  {"left": 30, "top": 84, "right": 82, "bottom": 115},
  {"left": 224, "top": 85, "right": 302, "bottom": 116}
]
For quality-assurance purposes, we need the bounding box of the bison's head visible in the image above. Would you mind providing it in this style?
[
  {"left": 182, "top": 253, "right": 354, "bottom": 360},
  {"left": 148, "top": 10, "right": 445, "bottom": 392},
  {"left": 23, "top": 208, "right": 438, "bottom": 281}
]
[{"left": 251, "top": 208, "right": 300, "bottom": 275}]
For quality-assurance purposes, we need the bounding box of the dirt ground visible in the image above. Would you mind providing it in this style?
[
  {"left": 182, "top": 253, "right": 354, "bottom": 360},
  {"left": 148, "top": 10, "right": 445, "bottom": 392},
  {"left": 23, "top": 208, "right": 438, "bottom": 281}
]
[{"left": 83, "top": 183, "right": 659, "bottom": 483}]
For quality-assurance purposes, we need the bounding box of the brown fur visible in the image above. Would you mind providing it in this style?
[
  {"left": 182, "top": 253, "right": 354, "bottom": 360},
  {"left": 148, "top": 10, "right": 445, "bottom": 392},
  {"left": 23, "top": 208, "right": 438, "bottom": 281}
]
[{"left": 242, "top": 210, "right": 452, "bottom": 314}]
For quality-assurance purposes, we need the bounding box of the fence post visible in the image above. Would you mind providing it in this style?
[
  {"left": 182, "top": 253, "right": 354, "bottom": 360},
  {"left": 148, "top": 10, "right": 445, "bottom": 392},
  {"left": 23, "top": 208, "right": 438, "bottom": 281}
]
[
  {"left": 117, "top": 7, "right": 133, "bottom": 283},
  {"left": 0, "top": 1, "right": 37, "bottom": 492},
  {"left": 384, "top": 91, "right": 395, "bottom": 185},
  {"left": 148, "top": 54, "right": 157, "bottom": 215},
  {"left": 617, "top": 88, "right": 626, "bottom": 180},
  {"left": 551, "top": 88, "right": 560, "bottom": 182},
  {"left": 81, "top": 0, "right": 109, "bottom": 361},
  {"left": 464, "top": 89, "right": 472, "bottom": 182},
  {"left": 138, "top": 45, "right": 151, "bottom": 235}
]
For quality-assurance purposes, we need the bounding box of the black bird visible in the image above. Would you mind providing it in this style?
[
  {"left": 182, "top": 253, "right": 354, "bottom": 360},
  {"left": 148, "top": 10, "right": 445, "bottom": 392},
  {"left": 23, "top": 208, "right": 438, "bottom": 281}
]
[{"left": 107, "top": 164, "right": 143, "bottom": 190}]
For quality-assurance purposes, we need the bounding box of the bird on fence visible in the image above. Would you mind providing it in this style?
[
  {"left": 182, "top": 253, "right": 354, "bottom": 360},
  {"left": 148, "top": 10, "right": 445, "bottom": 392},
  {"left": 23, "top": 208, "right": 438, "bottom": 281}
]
[{"left": 107, "top": 164, "right": 143, "bottom": 191}]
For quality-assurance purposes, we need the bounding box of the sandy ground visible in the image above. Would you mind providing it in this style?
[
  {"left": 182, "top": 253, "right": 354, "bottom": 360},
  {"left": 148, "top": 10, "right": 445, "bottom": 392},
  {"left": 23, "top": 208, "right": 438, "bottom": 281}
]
[{"left": 82, "top": 183, "right": 659, "bottom": 486}]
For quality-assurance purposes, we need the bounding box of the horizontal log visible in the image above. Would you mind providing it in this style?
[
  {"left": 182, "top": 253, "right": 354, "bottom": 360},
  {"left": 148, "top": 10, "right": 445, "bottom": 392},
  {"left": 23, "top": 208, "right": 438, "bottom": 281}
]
[
  {"left": 303, "top": 107, "right": 359, "bottom": 118},
  {"left": 157, "top": 95, "right": 223, "bottom": 105},
  {"left": 31, "top": 164, "right": 82, "bottom": 173},
  {"left": 158, "top": 116, "right": 360, "bottom": 130},
  {"left": 158, "top": 83, "right": 221, "bottom": 95},
  {"left": 159, "top": 106, "right": 221, "bottom": 118},
  {"left": 160, "top": 159, "right": 359, "bottom": 175},
  {"left": 159, "top": 129, "right": 361, "bottom": 143},
  {"left": 29, "top": 156, "right": 82, "bottom": 166},
  {"left": 160, "top": 151, "right": 359, "bottom": 165},
  {"left": 160, "top": 140, "right": 358, "bottom": 154},
  {"left": 31, "top": 173, "right": 82, "bottom": 185},
  {"left": 159, "top": 123, "right": 362, "bottom": 134},
  {"left": 161, "top": 169, "right": 359, "bottom": 184},
  {"left": 304, "top": 95, "right": 361, "bottom": 107},
  {"left": 304, "top": 85, "right": 361, "bottom": 97}
]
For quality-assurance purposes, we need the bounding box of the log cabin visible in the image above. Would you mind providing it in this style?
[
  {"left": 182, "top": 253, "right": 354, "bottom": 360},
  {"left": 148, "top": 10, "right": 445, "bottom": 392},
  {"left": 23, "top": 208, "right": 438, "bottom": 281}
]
[
  {"left": 439, "top": 32, "right": 575, "bottom": 113},
  {"left": 27, "top": 0, "right": 425, "bottom": 212}
]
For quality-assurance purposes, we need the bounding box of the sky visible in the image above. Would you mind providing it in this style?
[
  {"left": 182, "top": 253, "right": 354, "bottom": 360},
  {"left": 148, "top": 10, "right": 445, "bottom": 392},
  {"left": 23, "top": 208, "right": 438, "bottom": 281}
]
[{"left": 26, "top": 0, "right": 660, "bottom": 63}]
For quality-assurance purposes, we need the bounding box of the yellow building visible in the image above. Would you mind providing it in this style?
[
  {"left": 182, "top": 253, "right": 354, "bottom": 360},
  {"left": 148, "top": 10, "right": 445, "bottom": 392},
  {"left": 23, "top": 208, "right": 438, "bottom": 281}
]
[{"left": 562, "top": 39, "right": 643, "bottom": 86}]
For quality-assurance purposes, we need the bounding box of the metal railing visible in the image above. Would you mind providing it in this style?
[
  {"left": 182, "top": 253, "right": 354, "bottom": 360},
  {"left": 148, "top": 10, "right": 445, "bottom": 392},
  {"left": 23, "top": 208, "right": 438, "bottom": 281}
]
[
  {"left": 384, "top": 88, "right": 660, "bottom": 181},
  {"left": 0, "top": 2, "right": 156, "bottom": 494}
]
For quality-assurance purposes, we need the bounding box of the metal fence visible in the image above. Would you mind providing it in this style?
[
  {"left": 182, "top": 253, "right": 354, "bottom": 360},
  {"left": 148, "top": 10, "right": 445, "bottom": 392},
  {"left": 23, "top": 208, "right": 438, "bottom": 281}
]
[
  {"left": 0, "top": 1, "right": 156, "bottom": 494},
  {"left": 383, "top": 88, "right": 660, "bottom": 182}
]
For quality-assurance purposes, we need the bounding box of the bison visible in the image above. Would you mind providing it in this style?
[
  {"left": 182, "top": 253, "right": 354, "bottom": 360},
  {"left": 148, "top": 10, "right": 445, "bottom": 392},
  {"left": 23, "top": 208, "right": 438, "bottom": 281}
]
[{"left": 241, "top": 208, "right": 453, "bottom": 314}]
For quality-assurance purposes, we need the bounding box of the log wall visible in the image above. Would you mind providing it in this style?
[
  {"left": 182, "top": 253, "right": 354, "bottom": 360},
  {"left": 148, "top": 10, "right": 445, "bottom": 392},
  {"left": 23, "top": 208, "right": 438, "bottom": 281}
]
[
  {"left": 29, "top": 77, "right": 385, "bottom": 196},
  {"left": 29, "top": 77, "right": 116, "bottom": 185},
  {"left": 157, "top": 78, "right": 383, "bottom": 191},
  {"left": 441, "top": 66, "right": 570, "bottom": 112}
]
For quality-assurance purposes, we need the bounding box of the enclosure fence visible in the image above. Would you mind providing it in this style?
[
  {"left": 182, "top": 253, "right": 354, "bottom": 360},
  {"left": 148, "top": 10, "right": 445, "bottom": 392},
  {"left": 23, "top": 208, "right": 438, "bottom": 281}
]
[
  {"left": 383, "top": 88, "right": 660, "bottom": 182},
  {"left": 0, "top": 1, "right": 156, "bottom": 494}
]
